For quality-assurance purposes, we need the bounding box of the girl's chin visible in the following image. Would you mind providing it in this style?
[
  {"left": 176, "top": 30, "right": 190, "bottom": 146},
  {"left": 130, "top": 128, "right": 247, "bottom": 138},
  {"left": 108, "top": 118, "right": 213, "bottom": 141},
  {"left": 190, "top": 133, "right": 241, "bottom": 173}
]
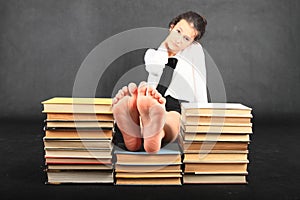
[{"left": 168, "top": 45, "right": 180, "bottom": 53}]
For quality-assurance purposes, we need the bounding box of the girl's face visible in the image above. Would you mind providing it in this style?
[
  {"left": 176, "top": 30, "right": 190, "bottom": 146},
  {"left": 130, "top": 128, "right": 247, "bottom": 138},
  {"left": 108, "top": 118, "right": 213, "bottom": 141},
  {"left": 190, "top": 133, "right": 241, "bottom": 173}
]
[{"left": 165, "top": 19, "right": 198, "bottom": 54}]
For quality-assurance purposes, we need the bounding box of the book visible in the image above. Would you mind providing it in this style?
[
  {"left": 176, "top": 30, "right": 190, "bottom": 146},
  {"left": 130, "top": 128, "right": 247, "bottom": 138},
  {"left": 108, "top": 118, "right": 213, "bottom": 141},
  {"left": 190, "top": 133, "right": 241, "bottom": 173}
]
[
  {"left": 183, "top": 153, "right": 248, "bottom": 163},
  {"left": 181, "top": 114, "right": 252, "bottom": 125},
  {"left": 116, "top": 177, "right": 182, "bottom": 185},
  {"left": 114, "top": 164, "right": 182, "bottom": 173},
  {"left": 47, "top": 164, "right": 113, "bottom": 170},
  {"left": 183, "top": 132, "right": 250, "bottom": 142},
  {"left": 45, "top": 120, "right": 114, "bottom": 128},
  {"left": 115, "top": 172, "right": 182, "bottom": 178},
  {"left": 183, "top": 141, "right": 249, "bottom": 151},
  {"left": 41, "top": 97, "right": 115, "bottom": 185},
  {"left": 42, "top": 97, "right": 113, "bottom": 114},
  {"left": 181, "top": 124, "right": 252, "bottom": 133},
  {"left": 45, "top": 157, "right": 112, "bottom": 165},
  {"left": 184, "top": 162, "right": 248, "bottom": 173},
  {"left": 46, "top": 113, "right": 113, "bottom": 121},
  {"left": 181, "top": 103, "right": 252, "bottom": 116},
  {"left": 46, "top": 170, "right": 114, "bottom": 184},
  {"left": 183, "top": 174, "right": 247, "bottom": 184},
  {"left": 45, "top": 129, "right": 113, "bottom": 140},
  {"left": 115, "top": 154, "right": 182, "bottom": 165},
  {"left": 114, "top": 142, "right": 183, "bottom": 185},
  {"left": 183, "top": 149, "right": 249, "bottom": 154},
  {"left": 45, "top": 149, "right": 112, "bottom": 159},
  {"left": 180, "top": 102, "right": 253, "bottom": 185},
  {"left": 43, "top": 138, "right": 112, "bottom": 149},
  {"left": 114, "top": 142, "right": 182, "bottom": 165}
]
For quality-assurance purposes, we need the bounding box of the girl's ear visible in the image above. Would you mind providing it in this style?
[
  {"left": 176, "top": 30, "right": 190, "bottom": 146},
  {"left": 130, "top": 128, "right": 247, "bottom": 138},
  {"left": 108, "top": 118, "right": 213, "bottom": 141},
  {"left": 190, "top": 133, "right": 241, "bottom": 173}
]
[{"left": 169, "top": 24, "right": 174, "bottom": 31}]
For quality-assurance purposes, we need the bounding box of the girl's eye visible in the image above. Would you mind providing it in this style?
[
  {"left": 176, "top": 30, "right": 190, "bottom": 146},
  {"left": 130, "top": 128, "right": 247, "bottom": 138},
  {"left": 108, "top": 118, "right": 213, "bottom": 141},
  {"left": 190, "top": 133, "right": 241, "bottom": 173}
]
[
  {"left": 184, "top": 36, "right": 190, "bottom": 42},
  {"left": 176, "top": 29, "right": 181, "bottom": 34}
]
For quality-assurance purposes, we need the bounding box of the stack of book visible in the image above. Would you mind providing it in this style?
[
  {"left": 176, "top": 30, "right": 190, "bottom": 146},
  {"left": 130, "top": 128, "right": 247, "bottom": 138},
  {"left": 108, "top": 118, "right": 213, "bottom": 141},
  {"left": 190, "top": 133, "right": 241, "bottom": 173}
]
[
  {"left": 114, "top": 143, "right": 182, "bottom": 185},
  {"left": 41, "top": 97, "right": 114, "bottom": 184},
  {"left": 180, "top": 103, "right": 253, "bottom": 184}
]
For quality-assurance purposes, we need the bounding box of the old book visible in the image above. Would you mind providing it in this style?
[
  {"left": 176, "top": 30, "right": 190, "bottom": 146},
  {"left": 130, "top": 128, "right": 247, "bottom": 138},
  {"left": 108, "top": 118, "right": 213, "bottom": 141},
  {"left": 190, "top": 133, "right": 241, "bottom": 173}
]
[
  {"left": 183, "top": 153, "right": 248, "bottom": 163},
  {"left": 181, "top": 114, "right": 252, "bottom": 125},
  {"left": 45, "top": 120, "right": 114, "bottom": 128},
  {"left": 184, "top": 162, "right": 248, "bottom": 173},
  {"left": 43, "top": 138, "right": 112, "bottom": 149},
  {"left": 44, "top": 149, "right": 112, "bottom": 159},
  {"left": 183, "top": 174, "right": 247, "bottom": 184},
  {"left": 114, "top": 164, "right": 182, "bottom": 173},
  {"left": 45, "top": 157, "right": 112, "bottom": 165},
  {"left": 116, "top": 177, "right": 181, "bottom": 185},
  {"left": 183, "top": 141, "right": 249, "bottom": 151},
  {"left": 183, "top": 132, "right": 250, "bottom": 142},
  {"left": 46, "top": 113, "right": 113, "bottom": 121},
  {"left": 181, "top": 103, "right": 252, "bottom": 116},
  {"left": 114, "top": 142, "right": 182, "bottom": 165},
  {"left": 115, "top": 172, "right": 182, "bottom": 178},
  {"left": 42, "top": 97, "right": 112, "bottom": 114},
  {"left": 114, "top": 142, "right": 183, "bottom": 185},
  {"left": 183, "top": 149, "right": 249, "bottom": 154},
  {"left": 45, "top": 129, "right": 113, "bottom": 139},
  {"left": 116, "top": 154, "right": 182, "bottom": 165},
  {"left": 46, "top": 170, "right": 113, "bottom": 184},
  {"left": 181, "top": 124, "right": 252, "bottom": 133},
  {"left": 47, "top": 164, "right": 113, "bottom": 170}
]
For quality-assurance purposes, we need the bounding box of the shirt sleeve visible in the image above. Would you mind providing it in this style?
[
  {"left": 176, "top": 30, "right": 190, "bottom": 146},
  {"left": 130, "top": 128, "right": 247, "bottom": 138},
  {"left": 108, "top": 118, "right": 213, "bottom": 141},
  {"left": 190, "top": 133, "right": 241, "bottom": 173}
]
[
  {"left": 190, "top": 43, "right": 208, "bottom": 103},
  {"left": 144, "top": 48, "right": 168, "bottom": 87}
]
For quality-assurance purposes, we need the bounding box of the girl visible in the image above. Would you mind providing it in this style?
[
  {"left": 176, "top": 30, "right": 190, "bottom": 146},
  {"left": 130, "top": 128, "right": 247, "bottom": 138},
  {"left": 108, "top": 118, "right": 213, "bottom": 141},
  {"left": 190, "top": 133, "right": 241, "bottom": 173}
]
[{"left": 113, "top": 11, "right": 208, "bottom": 153}]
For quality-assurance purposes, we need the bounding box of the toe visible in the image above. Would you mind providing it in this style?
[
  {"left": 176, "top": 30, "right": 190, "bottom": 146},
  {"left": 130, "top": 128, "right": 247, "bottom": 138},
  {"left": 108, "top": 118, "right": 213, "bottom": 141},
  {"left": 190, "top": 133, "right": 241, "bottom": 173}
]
[
  {"left": 112, "top": 97, "right": 118, "bottom": 105},
  {"left": 153, "top": 90, "right": 162, "bottom": 99},
  {"left": 158, "top": 97, "right": 166, "bottom": 104},
  {"left": 128, "top": 82, "right": 138, "bottom": 95},
  {"left": 147, "top": 85, "right": 155, "bottom": 96},
  {"left": 117, "top": 89, "right": 124, "bottom": 96},
  {"left": 138, "top": 81, "right": 147, "bottom": 96},
  {"left": 122, "top": 86, "right": 129, "bottom": 95},
  {"left": 116, "top": 91, "right": 124, "bottom": 99}
]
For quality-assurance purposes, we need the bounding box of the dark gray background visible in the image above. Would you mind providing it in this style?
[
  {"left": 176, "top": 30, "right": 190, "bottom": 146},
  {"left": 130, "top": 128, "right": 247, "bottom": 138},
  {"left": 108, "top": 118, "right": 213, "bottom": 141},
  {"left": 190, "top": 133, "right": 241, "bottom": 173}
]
[
  {"left": 1, "top": 1, "right": 299, "bottom": 199},
  {"left": 1, "top": 0, "right": 299, "bottom": 121}
]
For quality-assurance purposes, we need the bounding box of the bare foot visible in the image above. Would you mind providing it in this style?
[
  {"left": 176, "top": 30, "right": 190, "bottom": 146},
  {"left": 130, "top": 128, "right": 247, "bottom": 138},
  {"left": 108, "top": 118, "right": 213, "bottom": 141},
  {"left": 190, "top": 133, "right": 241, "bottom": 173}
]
[
  {"left": 136, "top": 82, "right": 166, "bottom": 153},
  {"left": 112, "top": 83, "right": 142, "bottom": 151}
]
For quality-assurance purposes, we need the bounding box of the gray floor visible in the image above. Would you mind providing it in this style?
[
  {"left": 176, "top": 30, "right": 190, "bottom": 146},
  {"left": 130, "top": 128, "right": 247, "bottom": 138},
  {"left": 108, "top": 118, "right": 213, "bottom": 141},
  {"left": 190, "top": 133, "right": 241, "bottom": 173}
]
[{"left": 0, "top": 119, "right": 299, "bottom": 200}]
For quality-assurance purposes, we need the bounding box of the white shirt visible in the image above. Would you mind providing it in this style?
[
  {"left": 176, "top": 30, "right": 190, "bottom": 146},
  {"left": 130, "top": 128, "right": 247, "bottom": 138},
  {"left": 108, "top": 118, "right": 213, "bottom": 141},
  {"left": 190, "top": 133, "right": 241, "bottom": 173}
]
[{"left": 144, "top": 42, "right": 208, "bottom": 103}]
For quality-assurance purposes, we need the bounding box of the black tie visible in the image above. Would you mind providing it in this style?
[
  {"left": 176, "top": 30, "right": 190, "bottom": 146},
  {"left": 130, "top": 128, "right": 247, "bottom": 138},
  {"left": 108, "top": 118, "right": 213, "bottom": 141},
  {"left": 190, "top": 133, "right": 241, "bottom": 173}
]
[{"left": 156, "top": 57, "right": 178, "bottom": 96}]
